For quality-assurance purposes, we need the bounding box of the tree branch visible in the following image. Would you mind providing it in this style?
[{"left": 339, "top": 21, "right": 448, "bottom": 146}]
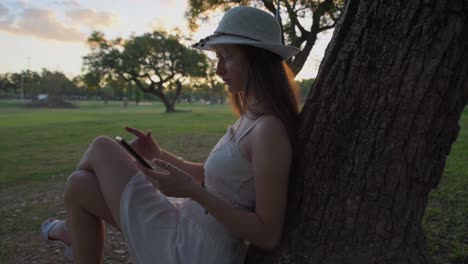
[{"left": 284, "top": 0, "right": 307, "bottom": 36}]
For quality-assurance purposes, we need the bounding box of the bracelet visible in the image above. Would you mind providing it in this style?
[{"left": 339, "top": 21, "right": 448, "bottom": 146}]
[{"left": 201, "top": 181, "right": 208, "bottom": 214}]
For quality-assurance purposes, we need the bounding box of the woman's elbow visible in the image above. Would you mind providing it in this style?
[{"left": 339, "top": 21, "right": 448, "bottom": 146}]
[
  {"left": 257, "top": 233, "right": 281, "bottom": 251},
  {"left": 261, "top": 240, "right": 280, "bottom": 252}
]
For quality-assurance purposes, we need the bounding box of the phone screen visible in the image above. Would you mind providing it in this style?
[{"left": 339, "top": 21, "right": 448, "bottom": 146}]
[{"left": 115, "top": 136, "right": 153, "bottom": 169}]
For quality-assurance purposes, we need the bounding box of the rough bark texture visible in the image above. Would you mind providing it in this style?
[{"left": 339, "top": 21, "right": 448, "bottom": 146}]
[{"left": 246, "top": 0, "right": 467, "bottom": 263}]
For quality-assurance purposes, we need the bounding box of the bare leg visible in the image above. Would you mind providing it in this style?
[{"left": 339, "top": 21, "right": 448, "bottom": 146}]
[
  {"left": 66, "top": 197, "right": 105, "bottom": 263},
  {"left": 75, "top": 136, "right": 139, "bottom": 227},
  {"left": 47, "top": 169, "right": 120, "bottom": 246},
  {"left": 65, "top": 170, "right": 119, "bottom": 227},
  {"left": 64, "top": 136, "right": 139, "bottom": 263}
]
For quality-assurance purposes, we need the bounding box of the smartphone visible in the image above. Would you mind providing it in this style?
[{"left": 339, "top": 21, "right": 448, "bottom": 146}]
[{"left": 115, "top": 136, "right": 153, "bottom": 169}]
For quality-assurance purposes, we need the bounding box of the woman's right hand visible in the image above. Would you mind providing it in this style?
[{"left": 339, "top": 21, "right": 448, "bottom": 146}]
[{"left": 124, "top": 126, "right": 161, "bottom": 161}]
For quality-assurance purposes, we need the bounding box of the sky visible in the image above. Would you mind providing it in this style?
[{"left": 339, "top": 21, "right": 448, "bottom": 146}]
[{"left": 0, "top": 0, "right": 333, "bottom": 80}]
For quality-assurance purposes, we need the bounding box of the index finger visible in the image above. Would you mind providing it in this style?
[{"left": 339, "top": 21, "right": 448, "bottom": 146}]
[{"left": 124, "top": 126, "right": 146, "bottom": 138}]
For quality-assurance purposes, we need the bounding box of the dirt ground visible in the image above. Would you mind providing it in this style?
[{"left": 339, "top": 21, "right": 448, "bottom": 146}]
[{"left": 0, "top": 173, "right": 132, "bottom": 263}]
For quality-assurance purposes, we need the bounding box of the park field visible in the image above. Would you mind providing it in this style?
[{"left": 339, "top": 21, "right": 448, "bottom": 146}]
[
  {"left": 0, "top": 101, "right": 466, "bottom": 263},
  {"left": 0, "top": 100, "right": 236, "bottom": 187}
]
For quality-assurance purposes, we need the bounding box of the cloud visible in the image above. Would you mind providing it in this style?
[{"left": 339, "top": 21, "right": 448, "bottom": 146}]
[
  {"left": 0, "top": 3, "right": 8, "bottom": 17},
  {"left": 0, "top": 3, "right": 13, "bottom": 29},
  {"left": 9, "top": 0, "right": 28, "bottom": 9},
  {"left": 66, "top": 8, "right": 116, "bottom": 28},
  {"left": 0, "top": 14, "right": 14, "bottom": 30},
  {"left": 0, "top": 2, "right": 117, "bottom": 43},
  {"left": 0, "top": 7, "right": 85, "bottom": 42},
  {"left": 51, "top": 1, "right": 81, "bottom": 7}
]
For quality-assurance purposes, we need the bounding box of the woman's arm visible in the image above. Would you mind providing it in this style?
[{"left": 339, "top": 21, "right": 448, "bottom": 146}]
[
  {"left": 138, "top": 118, "right": 291, "bottom": 250},
  {"left": 190, "top": 117, "right": 291, "bottom": 250}
]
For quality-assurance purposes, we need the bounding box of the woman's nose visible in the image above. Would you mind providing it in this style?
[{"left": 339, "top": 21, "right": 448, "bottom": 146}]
[{"left": 215, "top": 61, "right": 225, "bottom": 76}]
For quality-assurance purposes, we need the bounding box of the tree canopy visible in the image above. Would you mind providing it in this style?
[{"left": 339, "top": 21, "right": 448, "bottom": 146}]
[{"left": 83, "top": 30, "right": 210, "bottom": 112}]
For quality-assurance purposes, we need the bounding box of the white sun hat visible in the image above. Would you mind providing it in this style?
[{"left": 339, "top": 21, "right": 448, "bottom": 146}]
[{"left": 191, "top": 6, "right": 300, "bottom": 60}]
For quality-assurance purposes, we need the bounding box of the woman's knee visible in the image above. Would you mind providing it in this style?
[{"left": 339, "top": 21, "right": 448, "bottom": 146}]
[
  {"left": 90, "top": 136, "right": 117, "bottom": 152},
  {"left": 77, "top": 136, "right": 122, "bottom": 171},
  {"left": 64, "top": 170, "right": 97, "bottom": 206},
  {"left": 86, "top": 135, "right": 137, "bottom": 175}
]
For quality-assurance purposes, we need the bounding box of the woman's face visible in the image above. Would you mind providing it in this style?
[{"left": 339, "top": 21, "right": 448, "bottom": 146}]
[{"left": 214, "top": 45, "right": 249, "bottom": 94}]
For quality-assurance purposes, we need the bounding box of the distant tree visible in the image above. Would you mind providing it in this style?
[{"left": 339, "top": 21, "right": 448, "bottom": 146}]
[
  {"left": 107, "top": 76, "right": 128, "bottom": 100},
  {"left": 186, "top": 0, "right": 344, "bottom": 75},
  {"left": 39, "top": 69, "right": 77, "bottom": 97},
  {"left": 82, "top": 33, "right": 113, "bottom": 100},
  {"left": 190, "top": 58, "right": 228, "bottom": 104},
  {"left": 10, "top": 70, "right": 41, "bottom": 101},
  {"left": 83, "top": 30, "right": 210, "bottom": 112},
  {"left": 82, "top": 72, "right": 102, "bottom": 97},
  {"left": 210, "top": 81, "right": 227, "bottom": 104},
  {"left": 134, "top": 86, "right": 144, "bottom": 106},
  {"left": 180, "top": 84, "right": 194, "bottom": 103},
  {"left": 0, "top": 74, "right": 17, "bottom": 96},
  {"left": 207, "top": 58, "right": 227, "bottom": 104},
  {"left": 100, "top": 86, "right": 114, "bottom": 104},
  {"left": 297, "top": 78, "right": 315, "bottom": 103},
  {"left": 71, "top": 75, "right": 90, "bottom": 97},
  {"left": 191, "top": 82, "right": 212, "bottom": 103}
]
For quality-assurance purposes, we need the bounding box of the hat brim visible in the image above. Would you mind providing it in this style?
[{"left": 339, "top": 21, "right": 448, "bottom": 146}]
[{"left": 192, "top": 34, "right": 300, "bottom": 60}]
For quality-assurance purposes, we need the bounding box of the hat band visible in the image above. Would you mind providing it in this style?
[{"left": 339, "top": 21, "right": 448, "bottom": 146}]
[{"left": 191, "top": 32, "right": 261, "bottom": 48}]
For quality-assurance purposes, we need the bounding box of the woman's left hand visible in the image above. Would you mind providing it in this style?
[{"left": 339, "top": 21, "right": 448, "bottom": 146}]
[{"left": 136, "top": 159, "right": 202, "bottom": 198}]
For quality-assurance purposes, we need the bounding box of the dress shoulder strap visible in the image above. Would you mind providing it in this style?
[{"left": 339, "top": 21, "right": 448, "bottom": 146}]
[{"left": 236, "top": 115, "right": 271, "bottom": 144}]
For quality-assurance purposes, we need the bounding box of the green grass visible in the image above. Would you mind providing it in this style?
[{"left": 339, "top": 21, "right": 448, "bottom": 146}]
[
  {"left": 0, "top": 100, "right": 236, "bottom": 187},
  {"left": 423, "top": 108, "right": 468, "bottom": 264},
  {"left": 0, "top": 100, "right": 466, "bottom": 263}
]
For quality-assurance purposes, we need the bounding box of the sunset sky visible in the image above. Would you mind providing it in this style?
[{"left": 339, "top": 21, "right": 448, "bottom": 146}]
[{"left": 0, "top": 0, "right": 332, "bottom": 80}]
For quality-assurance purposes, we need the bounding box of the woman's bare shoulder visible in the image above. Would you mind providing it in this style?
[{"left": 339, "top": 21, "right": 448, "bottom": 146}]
[
  {"left": 251, "top": 115, "right": 290, "bottom": 147},
  {"left": 256, "top": 115, "right": 287, "bottom": 135}
]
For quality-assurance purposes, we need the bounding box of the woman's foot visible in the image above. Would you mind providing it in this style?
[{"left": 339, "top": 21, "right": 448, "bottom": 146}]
[
  {"left": 42, "top": 218, "right": 71, "bottom": 246},
  {"left": 42, "top": 218, "right": 73, "bottom": 261}
]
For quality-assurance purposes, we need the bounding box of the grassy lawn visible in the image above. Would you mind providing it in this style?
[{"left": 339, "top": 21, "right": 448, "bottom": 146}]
[
  {"left": 0, "top": 100, "right": 466, "bottom": 263},
  {"left": 423, "top": 108, "right": 468, "bottom": 264},
  {"left": 0, "top": 100, "right": 236, "bottom": 187}
]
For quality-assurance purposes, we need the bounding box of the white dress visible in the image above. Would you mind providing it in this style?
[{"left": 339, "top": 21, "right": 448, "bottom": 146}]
[{"left": 120, "top": 116, "right": 268, "bottom": 264}]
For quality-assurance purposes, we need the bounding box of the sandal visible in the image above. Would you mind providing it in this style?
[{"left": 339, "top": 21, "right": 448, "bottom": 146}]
[{"left": 41, "top": 218, "right": 73, "bottom": 261}]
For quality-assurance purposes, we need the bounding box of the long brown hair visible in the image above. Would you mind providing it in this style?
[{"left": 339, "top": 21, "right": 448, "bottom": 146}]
[{"left": 228, "top": 45, "right": 300, "bottom": 140}]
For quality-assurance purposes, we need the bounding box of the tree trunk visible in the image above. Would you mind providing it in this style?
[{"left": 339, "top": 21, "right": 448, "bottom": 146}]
[
  {"left": 171, "top": 80, "right": 183, "bottom": 107},
  {"left": 246, "top": 0, "right": 467, "bottom": 263},
  {"left": 131, "top": 78, "right": 177, "bottom": 112},
  {"left": 151, "top": 89, "right": 176, "bottom": 113},
  {"left": 160, "top": 94, "right": 176, "bottom": 113}
]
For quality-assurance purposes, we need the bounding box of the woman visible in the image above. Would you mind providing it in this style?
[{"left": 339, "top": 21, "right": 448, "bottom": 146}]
[{"left": 42, "top": 6, "right": 300, "bottom": 263}]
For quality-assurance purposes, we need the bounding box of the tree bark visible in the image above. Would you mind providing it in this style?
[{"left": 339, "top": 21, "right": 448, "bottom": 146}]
[
  {"left": 246, "top": 0, "right": 467, "bottom": 263},
  {"left": 154, "top": 89, "right": 175, "bottom": 113},
  {"left": 132, "top": 78, "right": 176, "bottom": 112},
  {"left": 171, "top": 80, "right": 183, "bottom": 107}
]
